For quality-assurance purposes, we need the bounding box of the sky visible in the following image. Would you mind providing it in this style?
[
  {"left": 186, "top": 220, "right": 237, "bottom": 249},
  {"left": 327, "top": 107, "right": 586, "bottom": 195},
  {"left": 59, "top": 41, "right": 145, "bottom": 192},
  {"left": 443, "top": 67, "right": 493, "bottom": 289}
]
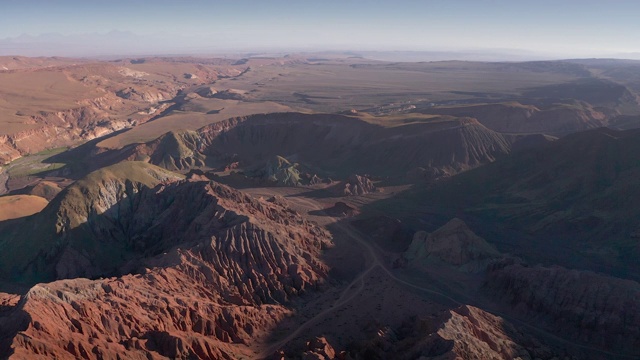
[{"left": 1, "top": 0, "right": 639, "bottom": 58}]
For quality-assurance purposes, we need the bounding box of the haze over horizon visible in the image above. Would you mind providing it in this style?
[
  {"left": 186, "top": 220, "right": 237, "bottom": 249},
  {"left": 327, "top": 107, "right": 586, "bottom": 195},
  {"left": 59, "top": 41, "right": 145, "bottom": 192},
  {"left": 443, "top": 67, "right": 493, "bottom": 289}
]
[{"left": 1, "top": 0, "right": 640, "bottom": 60}]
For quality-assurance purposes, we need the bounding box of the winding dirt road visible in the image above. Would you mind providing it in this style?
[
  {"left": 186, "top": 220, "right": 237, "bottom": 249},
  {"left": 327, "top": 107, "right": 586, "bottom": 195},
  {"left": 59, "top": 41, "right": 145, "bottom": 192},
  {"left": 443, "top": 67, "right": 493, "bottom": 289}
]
[{"left": 257, "top": 195, "right": 640, "bottom": 360}]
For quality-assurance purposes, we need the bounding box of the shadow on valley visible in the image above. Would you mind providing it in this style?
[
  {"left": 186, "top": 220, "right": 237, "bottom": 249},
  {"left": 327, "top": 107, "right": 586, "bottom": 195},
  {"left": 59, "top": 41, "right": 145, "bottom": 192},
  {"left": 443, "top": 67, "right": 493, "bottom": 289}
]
[
  {"left": 356, "top": 127, "right": 640, "bottom": 281},
  {"left": 0, "top": 307, "right": 30, "bottom": 359},
  {"left": 39, "top": 128, "right": 131, "bottom": 179}
]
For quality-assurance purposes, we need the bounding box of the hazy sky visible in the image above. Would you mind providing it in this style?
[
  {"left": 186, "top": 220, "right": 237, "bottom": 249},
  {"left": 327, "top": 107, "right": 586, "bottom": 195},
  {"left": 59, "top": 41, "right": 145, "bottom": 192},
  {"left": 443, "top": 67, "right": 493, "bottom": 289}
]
[{"left": 1, "top": 0, "right": 639, "bottom": 57}]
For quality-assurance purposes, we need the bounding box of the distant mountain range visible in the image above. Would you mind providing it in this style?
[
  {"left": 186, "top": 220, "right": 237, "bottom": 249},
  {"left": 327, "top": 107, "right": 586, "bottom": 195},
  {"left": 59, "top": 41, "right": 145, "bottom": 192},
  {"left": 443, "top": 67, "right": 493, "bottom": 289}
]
[{"left": 4, "top": 31, "right": 640, "bottom": 60}]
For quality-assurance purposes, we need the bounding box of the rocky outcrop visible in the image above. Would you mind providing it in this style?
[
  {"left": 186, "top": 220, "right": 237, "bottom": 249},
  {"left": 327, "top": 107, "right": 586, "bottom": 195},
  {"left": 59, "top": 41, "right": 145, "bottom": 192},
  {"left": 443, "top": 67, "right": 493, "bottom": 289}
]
[
  {"left": 342, "top": 174, "right": 376, "bottom": 196},
  {"left": 302, "top": 337, "right": 338, "bottom": 360},
  {"left": 323, "top": 202, "right": 358, "bottom": 218},
  {"left": 485, "top": 261, "right": 640, "bottom": 356},
  {"left": 195, "top": 86, "right": 218, "bottom": 98},
  {"left": 115, "top": 86, "right": 170, "bottom": 102},
  {"left": 243, "top": 155, "right": 304, "bottom": 187},
  {"left": 405, "top": 218, "right": 501, "bottom": 272},
  {"left": 195, "top": 87, "right": 245, "bottom": 100}
]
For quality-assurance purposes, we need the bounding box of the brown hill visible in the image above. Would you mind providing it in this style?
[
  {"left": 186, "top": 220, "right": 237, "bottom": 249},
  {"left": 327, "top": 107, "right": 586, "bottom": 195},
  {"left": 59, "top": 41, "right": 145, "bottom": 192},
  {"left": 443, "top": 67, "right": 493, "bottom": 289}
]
[
  {"left": 405, "top": 218, "right": 501, "bottom": 272},
  {"left": 113, "top": 112, "right": 514, "bottom": 181},
  {"left": 10, "top": 180, "right": 63, "bottom": 201},
  {"left": 341, "top": 174, "right": 376, "bottom": 196}
]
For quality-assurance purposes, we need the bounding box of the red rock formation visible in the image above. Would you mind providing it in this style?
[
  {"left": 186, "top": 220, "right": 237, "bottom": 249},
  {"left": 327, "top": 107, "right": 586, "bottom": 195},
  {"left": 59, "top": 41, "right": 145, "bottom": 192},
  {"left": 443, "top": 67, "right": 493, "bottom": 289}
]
[{"left": 0, "top": 162, "right": 333, "bottom": 359}]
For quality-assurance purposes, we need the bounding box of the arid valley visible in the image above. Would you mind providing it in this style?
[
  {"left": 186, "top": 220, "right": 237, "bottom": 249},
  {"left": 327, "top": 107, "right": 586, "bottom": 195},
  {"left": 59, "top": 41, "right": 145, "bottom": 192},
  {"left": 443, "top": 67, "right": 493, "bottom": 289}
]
[{"left": 0, "top": 52, "right": 639, "bottom": 360}]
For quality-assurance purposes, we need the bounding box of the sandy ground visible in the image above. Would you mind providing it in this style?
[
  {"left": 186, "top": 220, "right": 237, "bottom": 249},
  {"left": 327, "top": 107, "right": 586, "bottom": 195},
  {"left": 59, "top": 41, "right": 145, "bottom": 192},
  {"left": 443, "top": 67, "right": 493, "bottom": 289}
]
[{"left": 0, "top": 195, "right": 48, "bottom": 220}]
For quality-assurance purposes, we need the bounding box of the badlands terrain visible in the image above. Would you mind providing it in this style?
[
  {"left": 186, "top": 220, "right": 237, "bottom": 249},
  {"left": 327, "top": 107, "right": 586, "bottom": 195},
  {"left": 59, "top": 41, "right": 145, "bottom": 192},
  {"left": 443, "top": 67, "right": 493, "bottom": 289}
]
[{"left": 1, "top": 55, "right": 640, "bottom": 359}]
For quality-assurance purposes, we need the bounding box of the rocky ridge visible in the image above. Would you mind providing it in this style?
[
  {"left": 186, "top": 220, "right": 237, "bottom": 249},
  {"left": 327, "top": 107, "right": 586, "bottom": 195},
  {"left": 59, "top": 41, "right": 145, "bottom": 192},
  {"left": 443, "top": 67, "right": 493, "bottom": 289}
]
[
  {"left": 403, "top": 218, "right": 640, "bottom": 358},
  {"left": 113, "top": 113, "right": 515, "bottom": 181},
  {"left": 341, "top": 174, "right": 376, "bottom": 196},
  {"left": 0, "top": 161, "right": 333, "bottom": 359}
]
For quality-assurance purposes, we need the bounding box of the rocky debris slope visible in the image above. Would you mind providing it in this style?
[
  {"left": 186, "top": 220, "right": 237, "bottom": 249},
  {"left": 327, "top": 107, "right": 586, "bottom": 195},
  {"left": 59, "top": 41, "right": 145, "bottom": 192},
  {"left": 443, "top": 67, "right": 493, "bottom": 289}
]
[
  {"left": 485, "top": 260, "right": 640, "bottom": 357},
  {"left": 404, "top": 218, "right": 501, "bottom": 272},
  {"left": 0, "top": 161, "right": 333, "bottom": 359},
  {"left": 112, "top": 113, "right": 514, "bottom": 180}
]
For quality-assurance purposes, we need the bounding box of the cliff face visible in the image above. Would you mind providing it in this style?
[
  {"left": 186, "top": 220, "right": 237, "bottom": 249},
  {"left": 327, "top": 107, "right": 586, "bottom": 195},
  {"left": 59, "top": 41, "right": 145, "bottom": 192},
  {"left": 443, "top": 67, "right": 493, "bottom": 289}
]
[{"left": 0, "top": 161, "right": 333, "bottom": 359}]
